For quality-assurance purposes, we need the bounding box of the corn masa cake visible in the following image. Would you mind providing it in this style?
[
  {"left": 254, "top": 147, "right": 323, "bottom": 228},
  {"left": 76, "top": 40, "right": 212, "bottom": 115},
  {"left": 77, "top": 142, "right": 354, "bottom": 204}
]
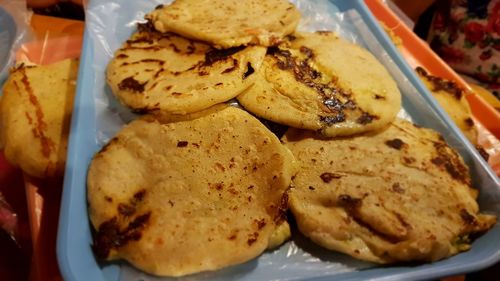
[
  {"left": 238, "top": 32, "right": 401, "bottom": 137},
  {"left": 107, "top": 28, "right": 265, "bottom": 114},
  {"left": 87, "top": 106, "right": 297, "bottom": 276},
  {"left": 146, "top": 0, "right": 301, "bottom": 48},
  {"left": 0, "top": 59, "right": 78, "bottom": 178},
  {"left": 282, "top": 119, "right": 495, "bottom": 263}
]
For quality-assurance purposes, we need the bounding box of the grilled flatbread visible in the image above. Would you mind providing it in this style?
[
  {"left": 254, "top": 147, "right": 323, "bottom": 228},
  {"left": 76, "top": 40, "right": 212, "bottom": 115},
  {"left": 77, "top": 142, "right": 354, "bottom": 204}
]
[
  {"left": 146, "top": 0, "right": 301, "bottom": 48},
  {"left": 283, "top": 118, "right": 495, "bottom": 263},
  {"left": 107, "top": 27, "right": 265, "bottom": 114},
  {"left": 416, "top": 67, "right": 477, "bottom": 144},
  {"left": 237, "top": 32, "right": 401, "bottom": 137},
  {"left": 0, "top": 59, "right": 78, "bottom": 178},
  {"left": 88, "top": 105, "right": 296, "bottom": 276}
]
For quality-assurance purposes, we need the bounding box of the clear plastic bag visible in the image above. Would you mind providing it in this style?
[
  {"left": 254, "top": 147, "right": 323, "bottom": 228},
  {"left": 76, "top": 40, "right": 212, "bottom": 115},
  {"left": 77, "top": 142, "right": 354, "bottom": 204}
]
[
  {"left": 0, "top": 0, "right": 32, "bottom": 250},
  {"left": 0, "top": 0, "right": 32, "bottom": 83}
]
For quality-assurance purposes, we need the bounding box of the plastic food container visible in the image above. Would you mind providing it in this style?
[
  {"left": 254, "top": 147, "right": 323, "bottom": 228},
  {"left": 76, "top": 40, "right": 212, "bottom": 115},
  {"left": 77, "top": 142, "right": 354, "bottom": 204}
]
[
  {"left": 364, "top": 0, "right": 500, "bottom": 140},
  {"left": 0, "top": 13, "right": 84, "bottom": 281},
  {"left": 57, "top": 0, "right": 500, "bottom": 280}
]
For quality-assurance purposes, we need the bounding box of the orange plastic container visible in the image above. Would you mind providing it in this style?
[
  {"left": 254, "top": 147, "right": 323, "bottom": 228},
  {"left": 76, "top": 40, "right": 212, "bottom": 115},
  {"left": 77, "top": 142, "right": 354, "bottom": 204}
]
[
  {"left": 16, "top": 15, "right": 83, "bottom": 65},
  {"left": 0, "top": 13, "right": 82, "bottom": 281},
  {"left": 365, "top": 0, "right": 500, "bottom": 176},
  {"left": 365, "top": 0, "right": 500, "bottom": 139},
  {"left": 20, "top": 14, "right": 84, "bottom": 281}
]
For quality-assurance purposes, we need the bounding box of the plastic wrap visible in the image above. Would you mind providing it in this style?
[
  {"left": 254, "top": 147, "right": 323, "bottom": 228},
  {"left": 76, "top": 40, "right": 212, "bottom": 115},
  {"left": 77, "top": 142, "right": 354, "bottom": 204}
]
[
  {"left": 0, "top": 0, "right": 32, "bottom": 252},
  {"left": 0, "top": 153, "right": 31, "bottom": 273},
  {"left": 0, "top": 0, "right": 32, "bottom": 83},
  {"left": 0, "top": 194, "right": 25, "bottom": 242},
  {"left": 0, "top": 4, "right": 84, "bottom": 280},
  {"left": 58, "top": 0, "right": 500, "bottom": 280}
]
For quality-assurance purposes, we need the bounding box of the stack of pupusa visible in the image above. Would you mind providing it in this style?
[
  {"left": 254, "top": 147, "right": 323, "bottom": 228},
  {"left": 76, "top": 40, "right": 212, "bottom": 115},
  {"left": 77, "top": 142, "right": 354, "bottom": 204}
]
[
  {"left": 106, "top": 0, "right": 301, "bottom": 114},
  {"left": 89, "top": 0, "right": 495, "bottom": 277},
  {"left": 91, "top": 0, "right": 301, "bottom": 277},
  {"left": 106, "top": 0, "right": 400, "bottom": 136}
]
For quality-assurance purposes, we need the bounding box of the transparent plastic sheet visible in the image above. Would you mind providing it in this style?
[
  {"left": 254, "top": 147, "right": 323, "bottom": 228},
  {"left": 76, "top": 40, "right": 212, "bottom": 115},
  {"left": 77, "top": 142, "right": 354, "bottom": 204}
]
[
  {"left": 81, "top": 1, "right": 497, "bottom": 281},
  {"left": 0, "top": 3, "right": 85, "bottom": 280},
  {"left": 0, "top": 0, "right": 32, "bottom": 83},
  {"left": 0, "top": 192, "right": 17, "bottom": 240},
  {"left": 0, "top": 0, "right": 32, "bottom": 251},
  {"left": 0, "top": 155, "right": 31, "bottom": 260},
  {"left": 476, "top": 119, "right": 500, "bottom": 174}
]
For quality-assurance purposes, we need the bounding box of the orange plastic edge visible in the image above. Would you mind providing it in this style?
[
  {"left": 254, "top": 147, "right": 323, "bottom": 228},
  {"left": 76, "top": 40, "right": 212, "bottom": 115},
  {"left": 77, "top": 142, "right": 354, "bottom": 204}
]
[{"left": 364, "top": 0, "right": 500, "bottom": 139}]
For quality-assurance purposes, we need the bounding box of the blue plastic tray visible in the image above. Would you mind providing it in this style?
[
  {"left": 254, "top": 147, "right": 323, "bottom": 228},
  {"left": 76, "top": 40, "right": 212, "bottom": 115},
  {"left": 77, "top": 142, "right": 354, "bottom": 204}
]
[{"left": 57, "top": 0, "right": 500, "bottom": 280}]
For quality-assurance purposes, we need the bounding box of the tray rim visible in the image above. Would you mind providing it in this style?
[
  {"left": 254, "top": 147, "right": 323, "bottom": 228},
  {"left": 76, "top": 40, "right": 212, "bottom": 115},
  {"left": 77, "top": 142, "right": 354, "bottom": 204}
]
[{"left": 56, "top": 0, "right": 500, "bottom": 280}]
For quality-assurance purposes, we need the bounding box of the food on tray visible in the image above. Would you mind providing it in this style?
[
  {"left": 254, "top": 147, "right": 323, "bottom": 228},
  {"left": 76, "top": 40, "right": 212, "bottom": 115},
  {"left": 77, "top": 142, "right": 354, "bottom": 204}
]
[
  {"left": 282, "top": 118, "right": 496, "bottom": 264},
  {"left": 469, "top": 83, "right": 500, "bottom": 111},
  {"left": 87, "top": 105, "right": 296, "bottom": 276},
  {"left": 268, "top": 220, "right": 292, "bottom": 249},
  {"left": 146, "top": 0, "right": 301, "bottom": 48},
  {"left": 89, "top": 0, "right": 497, "bottom": 276},
  {"left": 107, "top": 29, "right": 265, "bottom": 114},
  {"left": 379, "top": 21, "right": 402, "bottom": 47},
  {"left": 237, "top": 31, "right": 401, "bottom": 137},
  {"left": 416, "top": 67, "right": 477, "bottom": 144},
  {"left": 380, "top": 20, "right": 483, "bottom": 144},
  {"left": 0, "top": 59, "right": 78, "bottom": 178}
]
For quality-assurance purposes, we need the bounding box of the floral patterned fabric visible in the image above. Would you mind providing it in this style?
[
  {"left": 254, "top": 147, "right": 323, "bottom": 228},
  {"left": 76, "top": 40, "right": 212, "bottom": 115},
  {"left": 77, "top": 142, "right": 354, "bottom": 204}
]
[{"left": 429, "top": 0, "right": 500, "bottom": 99}]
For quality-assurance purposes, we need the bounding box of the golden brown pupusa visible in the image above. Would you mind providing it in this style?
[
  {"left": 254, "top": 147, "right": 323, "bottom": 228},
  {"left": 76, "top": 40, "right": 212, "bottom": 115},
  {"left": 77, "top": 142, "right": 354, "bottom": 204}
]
[
  {"left": 146, "top": 0, "right": 301, "bottom": 48},
  {"left": 107, "top": 27, "right": 266, "bottom": 114},
  {"left": 283, "top": 118, "right": 495, "bottom": 264},
  {"left": 87, "top": 106, "right": 297, "bottom": 276},
  {"left": 415, "top": 67, "right": 477, "bottom": 144},
  {"left": 238, "top": 31, "right": 401, "bottom": 137},
  {"left": 0, "top": 59, "right": 78, "bottom": 178}
]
